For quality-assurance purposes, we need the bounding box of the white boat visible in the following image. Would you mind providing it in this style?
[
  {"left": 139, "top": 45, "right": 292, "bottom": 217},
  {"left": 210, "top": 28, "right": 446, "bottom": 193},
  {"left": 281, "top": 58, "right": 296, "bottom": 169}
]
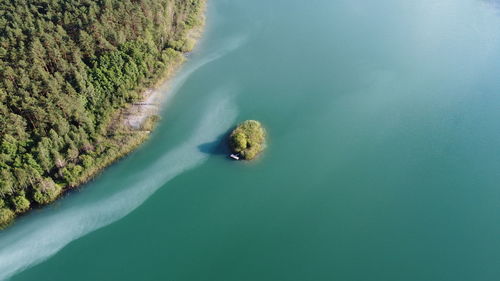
[{"left": 229, "top": 154, "right": 240, "bottom": 160}]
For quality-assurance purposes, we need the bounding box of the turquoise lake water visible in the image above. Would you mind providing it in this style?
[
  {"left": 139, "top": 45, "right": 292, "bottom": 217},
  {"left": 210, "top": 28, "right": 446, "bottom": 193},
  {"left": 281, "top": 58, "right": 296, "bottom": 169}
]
[{"left": 2, "top": 0, "right": 500, "bottom": 280}]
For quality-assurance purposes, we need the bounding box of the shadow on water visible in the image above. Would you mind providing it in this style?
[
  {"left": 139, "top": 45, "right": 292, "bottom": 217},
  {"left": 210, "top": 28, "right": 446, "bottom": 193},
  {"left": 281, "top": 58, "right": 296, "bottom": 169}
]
[{"left": 197, "top": 130, "right": 233, "bottom": 156}]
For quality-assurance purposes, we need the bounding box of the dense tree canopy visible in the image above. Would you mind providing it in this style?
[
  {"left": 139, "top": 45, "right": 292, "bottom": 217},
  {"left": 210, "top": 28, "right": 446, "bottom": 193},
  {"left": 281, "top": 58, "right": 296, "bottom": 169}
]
[{"left": 0, "top": 0, "right": 204, "bottom": 227}]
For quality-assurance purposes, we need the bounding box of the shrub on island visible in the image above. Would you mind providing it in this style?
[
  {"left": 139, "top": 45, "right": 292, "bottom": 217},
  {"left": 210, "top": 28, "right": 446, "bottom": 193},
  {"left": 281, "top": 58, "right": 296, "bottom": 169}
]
[{"left": 229, "top": 120, "right": 266, "bottom": 160}]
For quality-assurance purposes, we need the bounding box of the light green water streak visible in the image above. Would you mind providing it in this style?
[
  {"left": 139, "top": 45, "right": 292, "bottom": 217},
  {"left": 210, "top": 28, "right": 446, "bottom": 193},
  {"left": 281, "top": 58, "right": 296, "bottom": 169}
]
[{"left": 4, "top": 0, "right": 500, "bottom": 280}]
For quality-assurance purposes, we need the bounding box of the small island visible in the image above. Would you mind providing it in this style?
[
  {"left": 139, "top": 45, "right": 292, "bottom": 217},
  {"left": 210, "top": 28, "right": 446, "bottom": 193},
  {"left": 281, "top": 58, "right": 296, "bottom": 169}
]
[{"left": 229, "top": 120, "right": 266, "bottom": 160}]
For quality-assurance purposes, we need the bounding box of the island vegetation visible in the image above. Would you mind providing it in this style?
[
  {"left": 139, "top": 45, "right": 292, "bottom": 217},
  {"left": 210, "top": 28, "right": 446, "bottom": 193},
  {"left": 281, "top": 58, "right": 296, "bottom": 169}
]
[
  {"left": 0, "top": 0, "right": 205, "bottom": 228},
  {"left": 229, "top": 120, "right": 266, "bottom": 160}
]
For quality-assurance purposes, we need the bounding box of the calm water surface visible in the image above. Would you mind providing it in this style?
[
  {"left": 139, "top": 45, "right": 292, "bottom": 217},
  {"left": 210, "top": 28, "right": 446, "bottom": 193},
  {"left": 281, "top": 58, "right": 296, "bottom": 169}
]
[{"left": 3, "top": 0, "right": 500, "bottom": 280}]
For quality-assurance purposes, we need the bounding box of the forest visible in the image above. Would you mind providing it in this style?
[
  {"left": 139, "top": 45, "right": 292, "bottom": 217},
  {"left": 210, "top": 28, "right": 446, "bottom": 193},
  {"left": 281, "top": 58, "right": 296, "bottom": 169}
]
[{"left": 0, "top": 0, "right": 204, "bottom": 227}]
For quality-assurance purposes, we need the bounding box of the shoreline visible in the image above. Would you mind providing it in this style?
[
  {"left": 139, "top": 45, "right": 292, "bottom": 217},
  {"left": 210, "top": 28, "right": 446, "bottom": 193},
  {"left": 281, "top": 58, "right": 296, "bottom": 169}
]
[
  {"left": 0, "top": 0, "right": 208, "bottom": 229},
  {"left": 122, "top": 1, "right": 207, "bottom": 132},
  {"left": 69, "top": 0, "right": 209, "bottom": 191}
]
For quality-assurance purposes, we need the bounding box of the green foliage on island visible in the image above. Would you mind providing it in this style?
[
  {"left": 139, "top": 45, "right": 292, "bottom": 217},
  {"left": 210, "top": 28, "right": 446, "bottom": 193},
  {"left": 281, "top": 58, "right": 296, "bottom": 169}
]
[
  {"left": 229, "top": 120, "right": 266, "bottom": 160},
  {"left": 0, "top": 0, "right": 205, "bottom": 227}
]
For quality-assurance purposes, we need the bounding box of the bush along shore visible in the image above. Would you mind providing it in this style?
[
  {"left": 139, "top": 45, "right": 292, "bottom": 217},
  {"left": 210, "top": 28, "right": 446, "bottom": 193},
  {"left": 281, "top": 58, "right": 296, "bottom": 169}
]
[
  {"left": 229, "top": 120, "right": 266, "bottom": 160},
  {"left": 0, "top": 0, "right": 206, "bottom": 229}
]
